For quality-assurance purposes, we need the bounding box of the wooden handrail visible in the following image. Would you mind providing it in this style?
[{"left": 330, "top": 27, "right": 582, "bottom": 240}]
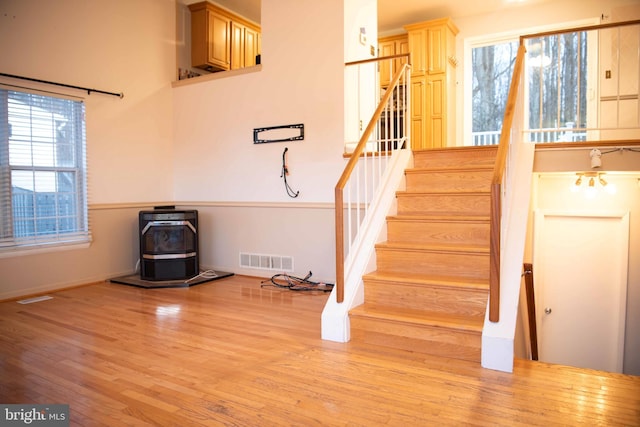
[
  {"left": 334, "top": 62, "right": 410, "bottom": 303},
  {"left": 488, "top": 43, "right": 527, "bottom": 322},
  {"left": 523, "top": 263, "right": 538, "bottom": 360},
  {"left": 519, "top": 18, "right": 640, "bottom": 43},
  {"left": 345, "top": 53, "right": 410, "bottom": 67}
]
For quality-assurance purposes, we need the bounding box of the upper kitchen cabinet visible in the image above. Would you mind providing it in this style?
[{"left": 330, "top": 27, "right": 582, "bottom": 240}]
[{"left": 189, "top": 1, "right": 261, "bottom": 73}]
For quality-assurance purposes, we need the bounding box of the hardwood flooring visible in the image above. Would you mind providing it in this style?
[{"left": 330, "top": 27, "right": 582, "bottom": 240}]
[{"left": 0, "top": 275, "right": 638, "bottom": 426}]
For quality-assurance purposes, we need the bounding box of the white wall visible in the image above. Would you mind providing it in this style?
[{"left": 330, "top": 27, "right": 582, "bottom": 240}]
[
  {"left": 0, "top": 0, "right": 176, "bottom": 204},
  {"left": 0, "top": 0, "right": 177, "bottom": 298},
  {"left": 173, "top": 0, "right": 344, "bottom": 203},
  {"left": 344, "top": 0, "right": 378, "bottom": 146},
  {"left": 182, "top": 203, "right": 336, "bottom": 281},
  {"left": 528, "top": 146, "right": 640, "bottom": 376}
]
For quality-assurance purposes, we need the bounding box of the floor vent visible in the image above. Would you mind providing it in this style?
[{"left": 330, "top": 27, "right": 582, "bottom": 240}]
[{"left": 239, "top": 252, "right": 294, "bottom": 272}]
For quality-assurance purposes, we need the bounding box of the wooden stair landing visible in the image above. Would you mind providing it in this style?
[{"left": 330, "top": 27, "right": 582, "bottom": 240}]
[{"left": 349, "top": 146, "right": 498, "bottom": 362}]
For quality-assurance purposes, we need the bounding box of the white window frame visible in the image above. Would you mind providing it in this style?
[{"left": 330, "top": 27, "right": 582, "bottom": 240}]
[
  {"left": 463, "top": 18, "right": 600, "bottom": 146},
  {"left": 0, "top": 87, "right": 91, "bottom": 258}
]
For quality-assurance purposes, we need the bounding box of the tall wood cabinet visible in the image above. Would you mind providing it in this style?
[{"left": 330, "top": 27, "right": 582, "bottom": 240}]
[
  {"left": 189, "top": 1, "right": 261, "bottom": 73},
  {"left": 403, "top": 18, "right": 459, "bottom": 149}
]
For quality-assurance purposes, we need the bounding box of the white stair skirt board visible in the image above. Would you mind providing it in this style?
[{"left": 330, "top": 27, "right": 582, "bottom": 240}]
[{"left": 322, "top": 149, "right": 412, "bottom": 342}]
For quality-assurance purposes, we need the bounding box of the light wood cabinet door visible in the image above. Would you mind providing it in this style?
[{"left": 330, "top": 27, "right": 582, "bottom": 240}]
[
  {"left": 231, "top": 22, "right": 244, "bottom": 70},
  {"left": 208, "top": 11, "right": 231, "bottom": 69},
  {"left": 379, "top": 40, "right": 396, "bottom": 87},
  {"left": 244, "top": 26, "right": 260, "bottom": 67},
  {"left": 189, "top": 3, "right": 230, "bottom": 72},
  {"left": 410, "top": 79, "right": 425, "bottom": 149},
  {"left": 379, "top": 35, "right": 409, "bottom": 88},
  {"left": 427, "top": 26, "right": 446, "bottom": 74},
  {"left": 231, "top": 22, "right": 260, "bottom": 69},
  {"left": 407, "top": 29, "right": 426, "bottom": 76},
  {"left": 426, "top": 75, "right": 445, "bottom": 148},
  {"left": 397, "top": 38, "right": 410, "bottom": 75}
]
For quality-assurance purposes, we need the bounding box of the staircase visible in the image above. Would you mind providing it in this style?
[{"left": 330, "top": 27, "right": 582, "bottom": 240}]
[{"left": 349, "top": 145, "right": 498, "bottom": 362}]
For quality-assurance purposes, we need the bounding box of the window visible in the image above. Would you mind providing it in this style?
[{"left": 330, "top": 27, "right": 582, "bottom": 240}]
[
  {"left": 469, "top": 20, "right": 597, "bottom": 145},
  {"left": 0, "top": 89, "right": 89, "bottom": 253},
  {"left": 526, "top": 31, "right": 589, "bottom": 143},
  {"left": 471, "top": 40, "right": 519, "bottom": 146}
]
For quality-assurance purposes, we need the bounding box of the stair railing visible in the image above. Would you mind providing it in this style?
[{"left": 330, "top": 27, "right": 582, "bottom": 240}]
[
  {"left": 335, "top": 57, "right": 411, "bottom": 303},
  {"left": 489, "top": 43, "right": 527, "bottom": 322},
  {"left": 522, "top": 263, "right": 538, "bottom": 360}
]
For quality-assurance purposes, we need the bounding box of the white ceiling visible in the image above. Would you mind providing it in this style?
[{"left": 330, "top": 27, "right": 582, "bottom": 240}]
[
  {"left": 377, "top": 0, "right": 554, "bottom": 33},
  {"left": 181, "top": 0, "right": 261, "bottom": 24},
  {"left": 197, "top": 0, "right": 554, "bottom": 33}
]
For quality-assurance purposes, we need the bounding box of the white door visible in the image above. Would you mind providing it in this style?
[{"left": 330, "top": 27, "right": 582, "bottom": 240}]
[{"left": 533, "top": 210, "right": 629, "bottom": 373}]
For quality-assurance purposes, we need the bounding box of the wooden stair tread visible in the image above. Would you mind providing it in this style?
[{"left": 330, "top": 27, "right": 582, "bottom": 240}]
[
  {"left": 350, "top": 305, "right": 484, "bottom": 333},
  {"left": 386, "top": 214, "right": 490, "bottom": 223},
  {"left": 405, "top": 166, "right": 494, "bottom": 173},
  {"left": 413, "top": 146, "right": 498, "bottom": 154},
  {"left": 376, "top": 241, "right": 490, "bottom": 254},
  {"left": 363, "top": 271, "right": 489, "bottom": 290},
  {"left": 397, "top": 190, "right": 491, "bottom": 196}
]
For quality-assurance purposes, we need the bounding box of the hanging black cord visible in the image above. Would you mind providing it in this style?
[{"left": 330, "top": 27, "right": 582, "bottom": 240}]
[
  {"left": 261, "top": 271, "right": 334, "bottom": 292},
  {"left": 280, "top": 147, "right": 300, "bottom": 198}
]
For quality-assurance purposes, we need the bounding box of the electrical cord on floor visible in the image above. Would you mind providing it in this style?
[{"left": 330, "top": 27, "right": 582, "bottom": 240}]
[
  {"left": 184, "top": 269, "right": 218, "bottom": 284},
  {"left": 261, "top": 271, "right": 334, "bottom": 292}
]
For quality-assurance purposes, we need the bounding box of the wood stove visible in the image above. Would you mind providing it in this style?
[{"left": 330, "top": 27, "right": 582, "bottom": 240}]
[{"left": 139, "top": 209, "right": 199, "bottom": 281}]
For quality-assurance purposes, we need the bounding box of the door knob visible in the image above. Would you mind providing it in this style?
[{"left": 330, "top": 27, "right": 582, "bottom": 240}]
[{"left": 544, "top": 307, "right": 552, "bottom": 314}]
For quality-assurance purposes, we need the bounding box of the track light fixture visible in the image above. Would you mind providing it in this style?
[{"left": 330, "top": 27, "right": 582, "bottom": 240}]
[
  {"left": 574, "top": 172, "right": 607, "bottom": 186},
  {"left": 573, "top": 172, "right": 615, "bottom": 196}
]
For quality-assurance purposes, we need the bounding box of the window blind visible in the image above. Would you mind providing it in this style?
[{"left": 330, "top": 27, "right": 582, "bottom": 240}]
[{"left": 0, "top": 88, "right": 90, "bottom": 252}]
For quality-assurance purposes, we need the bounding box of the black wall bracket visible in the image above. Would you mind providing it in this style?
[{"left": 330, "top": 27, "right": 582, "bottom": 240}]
[{"left": 253, "top": 123, "right": 304, "bottom": 144}]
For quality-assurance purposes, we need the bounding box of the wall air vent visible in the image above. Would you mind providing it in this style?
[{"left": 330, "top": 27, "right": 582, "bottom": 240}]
[{"left": 239, "top": 252, "right": 294, "bottom": 272}]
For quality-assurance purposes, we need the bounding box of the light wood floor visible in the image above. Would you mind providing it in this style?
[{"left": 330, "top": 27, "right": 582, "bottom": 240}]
[{"left": 1, "top": 275, "right": 638, "bottom": 426}]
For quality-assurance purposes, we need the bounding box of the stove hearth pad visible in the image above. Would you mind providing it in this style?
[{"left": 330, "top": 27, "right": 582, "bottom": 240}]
[{"left": 110, "top": 271, "right": 234, "bottom": 289}]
